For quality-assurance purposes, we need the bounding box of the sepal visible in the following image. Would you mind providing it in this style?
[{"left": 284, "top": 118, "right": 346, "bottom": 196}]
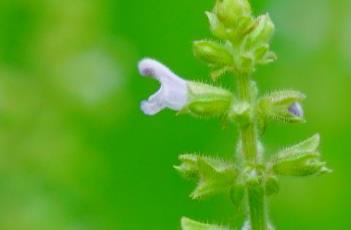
[
  {"left": 179, "top": 81, "right": 234, "bottom": 118},
  {"left": 270, "top": 134, "right": 331, "bottom": 176},
  {"left": 175, "top": 154, "right": 237, "bottom": 199},
  {"left": 257, "top": 90, "right": 306, "bottom": 124},
  {"left": 181, "top": 217, "right": 231, "bottom": 230}
]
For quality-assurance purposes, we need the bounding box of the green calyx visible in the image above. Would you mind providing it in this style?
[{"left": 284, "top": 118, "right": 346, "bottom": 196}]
[
  {"left": 179, "top": 81, "right": 234, "bottom": 118},
  {"left": 193, "top": 40, "right": 233, "bottom": 68},
  {"left": 214, "top": 0, "right": 252, "bottom": 28},
  {"left": 257, "top": 90, "right": 306, "bottom": 124},
  {"left": 270, "top": 134, "right": 332, "bottom": 176},
  {"left": 174, "top": 154, "right": 238, "bottom": 199}
]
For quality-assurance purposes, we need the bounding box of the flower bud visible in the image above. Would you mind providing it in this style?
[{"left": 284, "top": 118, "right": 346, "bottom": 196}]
[
  {"left": 271, "top": 134, "right": 331, "bottom": 176},
  {"left": 228, "top": 101, "right": 251, "bottom": 127},
  {"left": 193, "top": 40, "right": 233, "bottom": 67},
  {"left": 257, "top": 90, "right": 306, "bottom": 124},
  {"left": 139, "top": 58, "right": 233, "bottom": 117},
  {"left": 214, "top": 0, "right": 252, "bottom": 27},
  {"left": 181, "top": 217, "right": 231, "bottom": 230},
  {"left": 206, "top": 11, "right": 229, "bottom": 40},
  {"left": 245, "top": 14, "right": 275, "bottom": 49}
]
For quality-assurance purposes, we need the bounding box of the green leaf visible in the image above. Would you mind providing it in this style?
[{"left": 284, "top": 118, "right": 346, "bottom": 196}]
[
  {"left": 271, "top": 134, "right": 332, "bottom": 176},
  {"left": 175, "top": 154, "right": 238, "bottom": 199},
  {"left": 181, "top": 217, "right": 231, "bottom": 230}
]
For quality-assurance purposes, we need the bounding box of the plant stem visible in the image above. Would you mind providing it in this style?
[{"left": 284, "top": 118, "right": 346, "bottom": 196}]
[{"left": 236, "top": 74, "right": 267, "bottom": 230}]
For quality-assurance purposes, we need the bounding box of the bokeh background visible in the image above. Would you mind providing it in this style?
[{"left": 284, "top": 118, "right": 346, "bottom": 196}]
[{"left": 0, "top": 0, "right": 350, "bottom": 229}]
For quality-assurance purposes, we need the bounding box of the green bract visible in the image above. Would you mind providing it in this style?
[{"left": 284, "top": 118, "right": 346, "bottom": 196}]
[
  {"left": 270, "top": 134, "right": 331, "bottom": 176},
  {"left": 175, "top": 154, "right": 238, "bottom": 199},
  {"left": 181, "top": 217, "right": 231, "bottom": 230}
]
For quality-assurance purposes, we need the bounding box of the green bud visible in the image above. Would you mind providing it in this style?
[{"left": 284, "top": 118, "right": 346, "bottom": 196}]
[
  {"left": 228, "top": 101, "right": 252, "bottom": 126},
  {"left": 257, "top": 90, "right": 306, "bottom": 124},
  {"left": 206, "top": 11, "right": 229, "bottom": 40},
  {"left": 214, "top": 0, "right": 252, "bottom": 27},
  {"left": 245, "top": 14, "right": 275, "bottom": 49},
  {"left": 179, "top": 81, "right": 234, "bottom": 118},
  {"left": 271, "top": 134, "right": 331, "bottom": 176},
  {"left": 193, "top": 40, "right": 233, "bottom": 68},
  {"left": 174, "top": 154, "right": 237, "bottom": 199},
  {"left": 181, "top": 217, "right": 231, "bottom": 230}
]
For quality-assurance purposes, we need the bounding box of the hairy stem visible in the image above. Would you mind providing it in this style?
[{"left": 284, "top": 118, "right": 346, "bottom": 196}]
[{"left": 236, "top": 74, "right": 267, "bottom": 230}]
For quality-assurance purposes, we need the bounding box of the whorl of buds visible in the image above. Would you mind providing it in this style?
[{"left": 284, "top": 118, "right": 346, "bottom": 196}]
[{"left": 201, "top": 4, "right": 277, "bottom": 78}]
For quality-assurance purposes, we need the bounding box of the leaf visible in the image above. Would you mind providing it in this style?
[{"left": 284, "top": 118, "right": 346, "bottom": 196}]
[{"left": 181, "top": 217, "right": 231, "bottom": 230}]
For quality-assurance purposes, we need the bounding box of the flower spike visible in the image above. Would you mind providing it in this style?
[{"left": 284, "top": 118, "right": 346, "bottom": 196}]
[{"left": 138, "top": 58, "right": 188, "bottom": 115}]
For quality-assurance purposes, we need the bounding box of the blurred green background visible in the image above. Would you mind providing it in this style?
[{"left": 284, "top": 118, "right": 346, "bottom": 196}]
[{"left": 0, "top": 0, "right": 350, "bottom": 229}]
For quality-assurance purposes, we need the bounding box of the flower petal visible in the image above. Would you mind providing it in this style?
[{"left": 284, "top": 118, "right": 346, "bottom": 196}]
[{"left": 138, "top": 58, "right": 188, "bottom": 115}]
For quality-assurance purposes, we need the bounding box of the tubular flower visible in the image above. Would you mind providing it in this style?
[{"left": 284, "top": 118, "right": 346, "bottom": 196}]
[
  {"left": 139, "top": 58, "right": 234, "bottom": 118},
  {"left": 138, "top": 58, "right": 188, "bottom": 115}
]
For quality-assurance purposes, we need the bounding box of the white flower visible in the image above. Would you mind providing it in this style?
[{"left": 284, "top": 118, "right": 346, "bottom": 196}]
[{"left": 138, "top": 58, "right": 188, "bottom": 115}]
